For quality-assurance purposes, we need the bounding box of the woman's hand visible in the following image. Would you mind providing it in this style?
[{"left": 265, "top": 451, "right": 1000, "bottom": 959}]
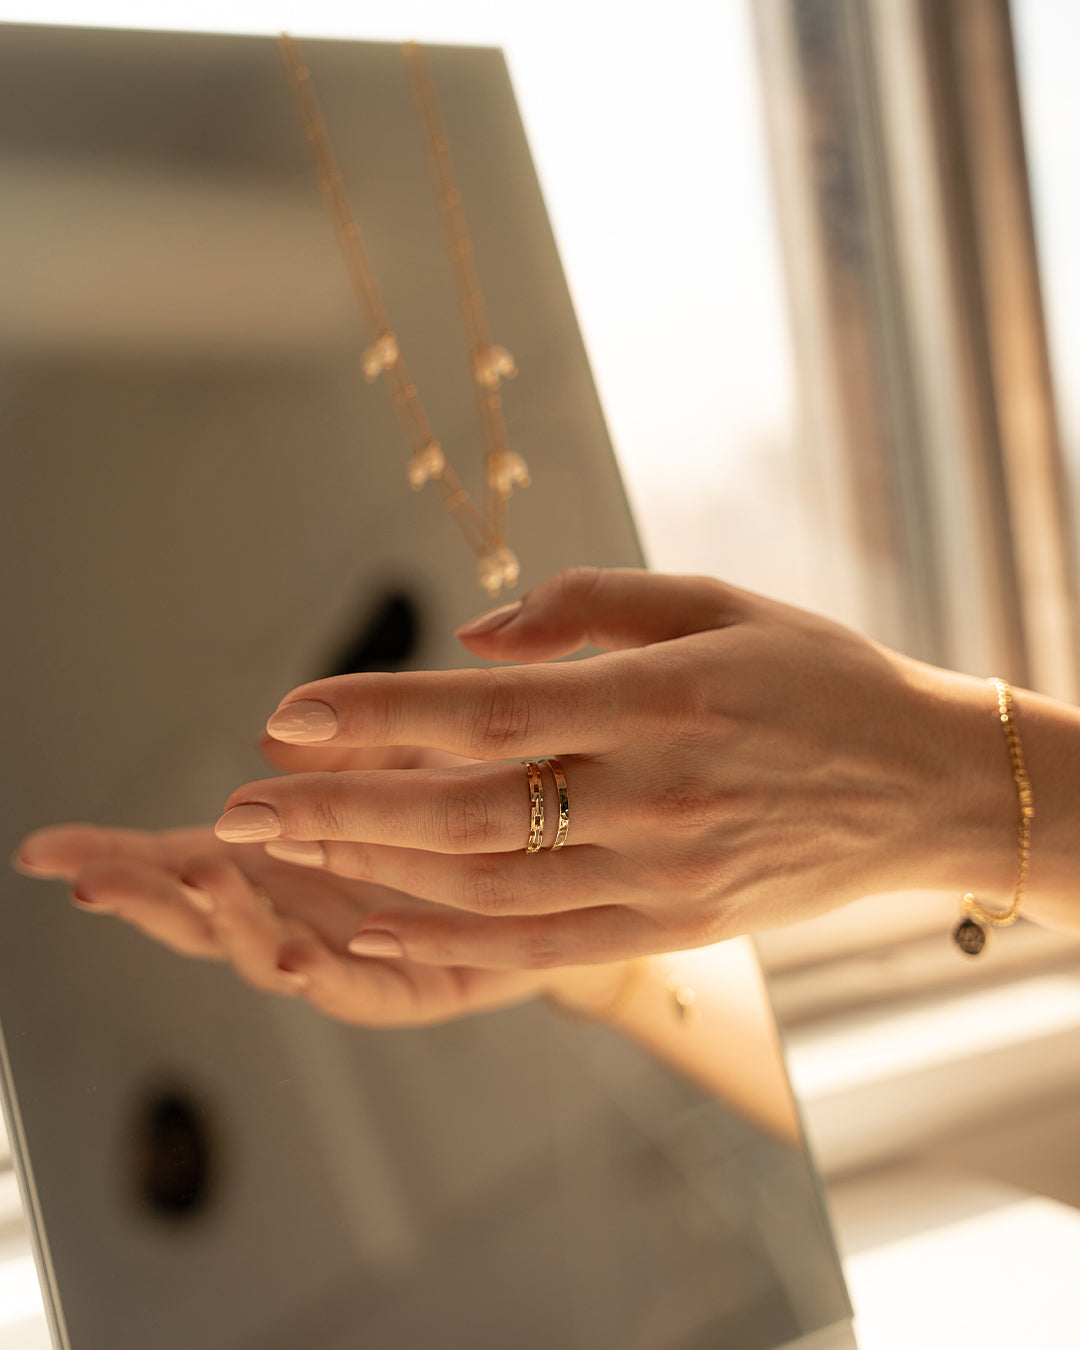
[
  {"left": 212, "top": 567, "right": 1021, "bottom": 970},
  {"left": 11, "top": 823, "right": 593, "bottom": 1026},
  {"left": 254, "top": 733, "right": 471, "bottom": 777}
]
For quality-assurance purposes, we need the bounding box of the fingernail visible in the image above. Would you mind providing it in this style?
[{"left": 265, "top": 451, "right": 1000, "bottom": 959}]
[
  {"left": 71, "top": 888, "right": 104, "bottom": 910},
  {"left": 11, "top": 853, "right": 56, "bottom": 877},
  {"left": 264, "top": 840, "right": 326, "bottom": 868},
  {"left": 276, "top": 957, "right": 310, "bottom": 990},
  {"left": 267, "top": 700, "right": 339, "bottom": 744},
  {"left": 215, "top": 804, "right": 283, "bottom": 843},
  {"left": 347, "top": 930, "right": 404, "bottom": 959},
  {"left": 454, "top": 600, "right": 523, "bottom": 638},
  {"left": 178, "top": 882, "right": 215, "bottom": 915}
]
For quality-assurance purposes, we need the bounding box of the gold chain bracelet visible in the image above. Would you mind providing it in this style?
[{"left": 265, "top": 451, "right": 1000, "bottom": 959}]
[{"left": 952, "top": 677, "right": 1034, "bottom": 956}]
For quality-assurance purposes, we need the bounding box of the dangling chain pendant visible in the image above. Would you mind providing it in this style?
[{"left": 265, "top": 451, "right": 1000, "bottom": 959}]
[
  {"left": 952, "top": 678, "right": 1034, "bottom": 957},
  {"left": 279, "top": 34, "right": 529, "bottom": 596}
]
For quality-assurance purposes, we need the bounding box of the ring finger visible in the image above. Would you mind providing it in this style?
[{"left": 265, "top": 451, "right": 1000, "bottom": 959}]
[{"left": 216, "top": 757, "right": 606, "bottom": 855}]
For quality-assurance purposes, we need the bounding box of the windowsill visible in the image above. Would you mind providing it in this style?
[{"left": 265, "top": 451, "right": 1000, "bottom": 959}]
[
  {"left": 762, "top": 907, "right": 1080, "bottom": 1029},
  {"left": 0, "top": 1234, "right": 47, "bottom": 1350},
  {"left": 789, "top": 945, "right": 1080, "bottom": 1345},
  {"left": 783, "top": 951, "right": 1080, "bottom": 1177},
  {"left": 829, "top": 1161, "right": 1080, "bottom": 1349}
]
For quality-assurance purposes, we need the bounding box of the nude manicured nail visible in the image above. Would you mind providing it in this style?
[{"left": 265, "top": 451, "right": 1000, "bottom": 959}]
[
  {"left": 71, "top": 888, "right": 104, "bottom": 910},
  {"left": 11, "top": 853, "right": 57, "bottom": 877},
  {"left": 214, "top": 804, "right": 283, "bottom": 843},
  {"left": 347, "top": 930, "right": 404, "bottom": 959},
  {"left": 266, "top": 700, "right": 339, "bottom": 743},
  {"left": 178, "top": 883, "right": 215, "bottom": 915},
  {"left": 454, "top": 600, "right": 522, "bottom": 637},
  {"left": 264, "top": 840, "right": 326, "bottom": 867}
]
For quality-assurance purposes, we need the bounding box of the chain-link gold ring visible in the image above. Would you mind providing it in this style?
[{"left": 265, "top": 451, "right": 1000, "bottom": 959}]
[{"left": 522, "top": 760, "right": 544, "bottom": 853}]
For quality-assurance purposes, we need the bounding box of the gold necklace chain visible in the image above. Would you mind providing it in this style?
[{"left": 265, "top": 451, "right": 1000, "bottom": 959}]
[
  {"left": 278, "top": 34, "right": 528, "bottom": 596},
  {"left": 402, "top": 41, "right": 531, "bottom": 566}
]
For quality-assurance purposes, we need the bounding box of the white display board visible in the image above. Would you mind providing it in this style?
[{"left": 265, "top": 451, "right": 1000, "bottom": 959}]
[{"left": 0, "top": 23, "right": 852, "bottom": 1350}]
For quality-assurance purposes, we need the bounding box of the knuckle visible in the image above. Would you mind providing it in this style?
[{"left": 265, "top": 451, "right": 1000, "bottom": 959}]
[
  {"left": 310, "top": 792, "right": 349, "bottom": 840},
  {"left": 328, "top": 843, "right": 375, "bottom": 882},
  {"left": 436, "top": 785, "right": 494, "bottom": 853},
  {"left": 658, "top": 667, "right": 714, "bottom": 732},
  {"left": 180, "top": 854, "right": 232, "bottom": 892},
  {"left": 461, "top": 859, "right": 509, "bottom": 915},
  {"left": 555, "top": 565, "right": 604, "bottom": 606},
  {"left": 336, "top": 675, "right": 397, "bottom": 745},
  {"left": 618, "top": 665, "right": 712, "bottom": 746},
  {"left": 519, "top": 924, "right": 567, "bottom": 970},
  {"left": 466, "top": 669, "right": 533, "bottom": 757}
]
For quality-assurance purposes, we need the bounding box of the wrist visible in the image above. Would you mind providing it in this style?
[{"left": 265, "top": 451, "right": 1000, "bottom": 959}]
[
  {"left": 987, "top": 683, "right": 1080, "bottom": 932},
  {"left": 894, "top": 659, "right": 1018, "bottom": 903}
]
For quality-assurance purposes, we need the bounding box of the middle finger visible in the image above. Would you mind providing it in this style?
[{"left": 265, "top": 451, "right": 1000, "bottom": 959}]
[{"left": 265, "top": 839, "right": 636, "bottom": 917}]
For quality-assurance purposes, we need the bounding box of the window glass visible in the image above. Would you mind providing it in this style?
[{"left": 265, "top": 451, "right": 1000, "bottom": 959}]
[{"left": 1012, "top": 2, "right": 1080, "bottom": 501}]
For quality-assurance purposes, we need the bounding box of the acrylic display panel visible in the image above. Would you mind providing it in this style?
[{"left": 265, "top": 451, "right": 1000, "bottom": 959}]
[{"left": 0, "top": 22, "right": 853, "bottom": 1350}]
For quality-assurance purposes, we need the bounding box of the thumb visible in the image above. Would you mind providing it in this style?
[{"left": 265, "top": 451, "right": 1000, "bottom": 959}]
[{"left": 454, "top": 566, "right": 742, "bottom": 662}]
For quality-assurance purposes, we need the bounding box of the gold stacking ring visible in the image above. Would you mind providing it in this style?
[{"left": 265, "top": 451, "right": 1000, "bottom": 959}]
[
  {"left": 521, "top": 758, "right": 570, "bottom": 853},
  {"left": 523, "top": 760, "right": 544, "bottom": 853},
  {"left": 540, "top": 757, "right": 570, "bottom": 850}
]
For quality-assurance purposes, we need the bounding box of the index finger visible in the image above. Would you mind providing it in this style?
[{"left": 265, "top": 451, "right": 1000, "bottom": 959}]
[{"left": 264, "top": 659, "right": 625, "bottom": 759}]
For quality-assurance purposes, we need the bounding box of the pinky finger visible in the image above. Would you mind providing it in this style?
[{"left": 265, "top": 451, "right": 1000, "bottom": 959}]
[{"left": 346, "top": 904, "right": 663, "bottom": 971}]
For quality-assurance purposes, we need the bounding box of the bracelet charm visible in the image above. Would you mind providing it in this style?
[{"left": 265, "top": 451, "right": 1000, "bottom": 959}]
[{"left": 953, "top": 907, "right": 988, "bottom": 956}]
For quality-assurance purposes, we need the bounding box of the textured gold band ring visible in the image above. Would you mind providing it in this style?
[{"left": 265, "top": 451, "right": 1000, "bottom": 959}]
[
  {"left": 539, "top": 757, "right": 569, "bottom": 850},
  {"left": 521, "top": 758, "right": 570, "bottom": 853},
  {"left": 523, "top": 760, "right": 544, "bottom": 853}
]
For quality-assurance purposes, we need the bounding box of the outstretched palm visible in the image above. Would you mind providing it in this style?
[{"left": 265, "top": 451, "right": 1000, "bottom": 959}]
[{"left": 14, "top": 817, "right": 549, "bottom": 1028}]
